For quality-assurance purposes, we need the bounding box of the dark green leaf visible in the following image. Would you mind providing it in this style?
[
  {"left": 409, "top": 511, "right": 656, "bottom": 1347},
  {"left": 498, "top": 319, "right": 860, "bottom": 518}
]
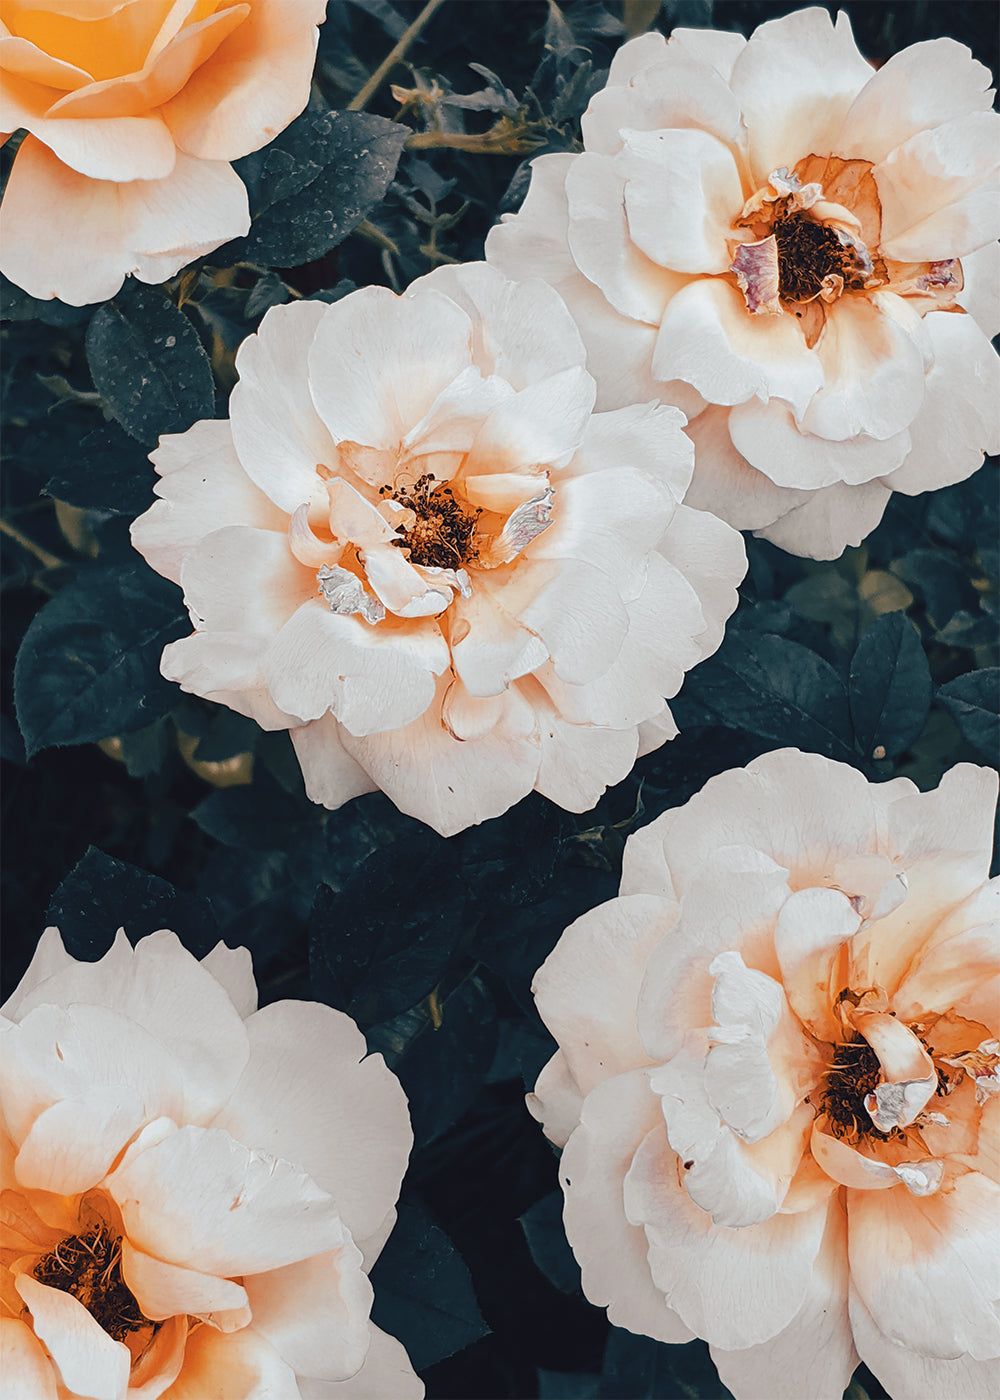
[
  {"left": 0, "top": 271, "right": 95, "bottom": 326},
  {"left": 309, "top": 829, "right": 468, "bottom": 1026},
  {"left": 520, "top": 1190, "right": 581, "bottom": 1296},
  {"left": 192, "top": 771, "right": 313, "bottom": 850},
  {"left": 13, "top": 563, "right": 187, "bottom": 758},
  {"left": 677, "top": 632, "right": 856, "bottom": 762},
  {"left": 937, "top": 670, "right": 999, "bottom": 762},
  {"left": 849, "top": 612, "right": 932, "bottom": 760},
  {"left": 45, "top": 424, "right": 158, "bottom": 516},
  {"left": 46, "top": 847, "right": 218, "bottom": 961},
  {"left": 392, "top": 975, "right": 499, "bottom": 1148},
  {"left": 85, "top": 282, "right": 214, "bottom": 446},
  {"left": 370, "top": 1196, "right": 489, "bottom": 1372},
  {"left": 600, "top": 1329, "right": 733, "bottom": 1400},
  {"left": 538, "top": 1370, "right": 600, "bottom": 1399},
  {"left": 190, "top": 707, "right": 261, "bottom": 763},
  {"left": 230, "top": 109, "right": 407, "bottom": 268}
]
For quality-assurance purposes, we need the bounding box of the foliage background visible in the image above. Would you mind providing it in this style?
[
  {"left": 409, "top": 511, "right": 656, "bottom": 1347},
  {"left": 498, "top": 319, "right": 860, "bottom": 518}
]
[{"left": 1, "top": 2, "right": 997, "bottom": 1397}]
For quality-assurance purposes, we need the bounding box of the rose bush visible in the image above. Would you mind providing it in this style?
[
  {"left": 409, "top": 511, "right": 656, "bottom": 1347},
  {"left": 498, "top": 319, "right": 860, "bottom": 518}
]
[
  {"left": 487, "top": 8, "right": 1000, "bottom": 559},
  {"left": 0, "top": 926, "right": 421, "bottom": 1398},
  {"left": 130, "top": 262, "right": 746, "bottom": 836},
  {"left": 530, "top": 749, "right": 1000, "bottom": 1399},
  {"left": 0, "top": 0, "right": 326, "bottom": 305}
]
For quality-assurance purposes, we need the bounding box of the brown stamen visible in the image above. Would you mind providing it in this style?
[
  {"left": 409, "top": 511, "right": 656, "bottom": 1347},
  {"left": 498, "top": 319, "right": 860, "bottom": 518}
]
[
  {"left": 772, "top": 213, "right": 869, "bottom": 303},
  {"left": 34, "top": 1228, "right": 150, "bottom": 1344},
  {"left": 381, "top": 474, "right": 481, "bottom": 569},
  {"left": 822, "top": 1037, "right": 901, "bottom": 1144}
]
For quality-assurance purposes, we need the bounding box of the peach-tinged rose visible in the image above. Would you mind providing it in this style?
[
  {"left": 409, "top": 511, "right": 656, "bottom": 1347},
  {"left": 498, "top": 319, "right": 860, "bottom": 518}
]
[
  {"left": 487, "top": 9, "right": 1000, "bottom": 560},
  {"left": 530, "top": 750, "right": 1000, "bottom": 1399},
  {"left": 130, "top": 263, "right": 746, "bottom": 836},
  {"left": 0, "top": 0, "right": 326, "bottom": 305},
  {"left": 0, "top": 927, "right": 422, "bottom": 1398}
]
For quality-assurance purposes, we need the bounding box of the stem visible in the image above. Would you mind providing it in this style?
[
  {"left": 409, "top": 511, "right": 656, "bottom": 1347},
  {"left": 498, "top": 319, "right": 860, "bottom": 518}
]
[
  {"left": 347, "top": 0, "right": 447, "bottom": 112},
  {"left": 0, "top": 516, "right": 65, "bottom": 571},
  {"left": 405, "top": 128, "right": 543, "bottom": 154}
]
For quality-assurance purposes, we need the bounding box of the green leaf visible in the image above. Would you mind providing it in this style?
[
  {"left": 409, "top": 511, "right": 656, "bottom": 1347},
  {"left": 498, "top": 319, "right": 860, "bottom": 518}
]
[
  {"left": 849, "top": 611, "right": 932, "bottom": 760},
  {"left": 45, "top": 424, "right": 158, "bottom": 516},
  {"left": 678, "top": 632, "right": 856, "bottom": 762},
  {"left": 192, "top": 771, "right": 314, "bottom": 850},
  {"left": 230, "top": 109, "right": 408, "bottom": 268},
  {"left": 13, "top": 563, "right": 187, "bottom": 758},
  {"left": 520, "top": 1190, "right": 582, "bottom": 1296},
  {"left": 85, "top": 282, "right": 214, "bottom": 446},
  {"left": 369, "top": 1196, "right": 489, "bottom": 1372},
  {"left": 46, "top": 847, "right": 218, "bottom": 961},
  {"left": 600, "top": 1329, "right": 732, "bottom": 1400},
  {"left": 937, "top": 670, "right": 999, "bottom": 762}
]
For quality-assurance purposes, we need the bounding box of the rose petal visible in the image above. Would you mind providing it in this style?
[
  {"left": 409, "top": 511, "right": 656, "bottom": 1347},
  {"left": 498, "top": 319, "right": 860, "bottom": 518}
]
[{"left": 14, "top": 1275, "right": 130, "bottom": 1400}]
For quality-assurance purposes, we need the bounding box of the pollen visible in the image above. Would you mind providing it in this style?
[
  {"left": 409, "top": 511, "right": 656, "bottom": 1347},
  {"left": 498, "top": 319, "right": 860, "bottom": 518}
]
[
  {"left": 380, "top": 474, "right": 481, "bottom": 569},
  {"left": 822, "top": 1038, "right": 900, "bottom": 1145},
  {"left": 33, "top": 1226, "right": 150, "bottom": 1344},
  {"left": 772, "top": 212, "right": 870, "bottom": 303}
]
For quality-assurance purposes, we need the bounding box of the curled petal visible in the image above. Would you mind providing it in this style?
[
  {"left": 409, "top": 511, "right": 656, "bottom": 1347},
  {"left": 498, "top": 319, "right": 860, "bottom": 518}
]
[
  {"left": 317, "top": 565, "right": 385, "bottom": 626},
  {"left": 731, "top": 236, "right": 782, "bottom": 315}
]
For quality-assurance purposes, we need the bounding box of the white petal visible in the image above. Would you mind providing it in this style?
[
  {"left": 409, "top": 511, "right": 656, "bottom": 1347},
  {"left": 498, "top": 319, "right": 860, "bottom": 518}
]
[
  {"left": 729, "top": 397, "right": 911, "bottom": 490},
  {"left": 290, "top": 712, "right": 379, "bottom": 812},
  {"left": 14, "top": 1275, "right": 130, "bottom": 1400},
  {"left": 755, "top": 477, "right": 892, "bottom": 560},
  {"left": 850, "top": 1288, "right": 1000, "bottom": 1400},
  {"left": 684, "top": 406, "right": 812, "bottom": 533},
  {"left": 244, "top": 1245, "right": 374, "bottom": 1383}
]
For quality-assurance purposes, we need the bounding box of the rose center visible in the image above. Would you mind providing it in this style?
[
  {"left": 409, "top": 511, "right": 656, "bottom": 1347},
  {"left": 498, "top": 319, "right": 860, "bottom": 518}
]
[
  {"left": 772, "top": 212, "right": 870, "bottom": 303},
  {"left": 34, "top": 1226, "right": 150, "bottom": 1345},
  {"left": 380, "top": 474, "right": 482, "bottom": 569},
  {"left": 821, "top": 1037, "right": 900, "bottom": 1144}
]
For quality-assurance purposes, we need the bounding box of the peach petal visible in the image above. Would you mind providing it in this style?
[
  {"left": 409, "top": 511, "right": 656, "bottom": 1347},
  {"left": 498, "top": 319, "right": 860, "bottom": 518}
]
[
  {"left": 710, "top": 1203, "right": 857, "bottom": 1400},
  {"left": 652, "top": 278, "right": 824, "bottom": 418},
  {"left": 160, "top": 629, "right": 304, "bottom": 731},
  {"left": 958, "top": 240, "right": 1000, "bottom": 338},
  {"left": 132, "top": 419, "right": 286, "bottom": 587},
  {"left": 229, "top": 299, "right": 336, "bottom": 519},
  {"left": 564, "top": 151, "right": 683, "bottom": 323},
  {"left": 243, "top": 1245, "right": 373, "bottom": 1383},
  {"left": 583, "top": 48, "right": 744, "bottom": 157},
  {"left": 448, "top": 585, "right": 547, "bottom": 698},
  {"left": 773, "top": 886, "right": 861, "bottom": 1043},
  {"left": 729, "top": 397, "right": 911, "bottom": 490},
  {"left": 728, "top": 8, "right": 873, "bottom": 186},
  {"left": 560, "top": 1070, "right": 694, "bottom": 1344},
  {"left": 307, "top": 285, "right": 473, "bottom": 452},
  {"left": 107, "top": 1124, "right": 344, "bottom": 1277},
  {"left": 850, "top": 1288, "right": 1000, "bottom": 1400},
  {"left": 47, "top": 5, "right": 250, "bottom": 120},
  {"left": 440, "top": 679, "right": 504, "bottom": 741},
  {"left": 410, "top": 261, "right": 587, "bottom": 390},
  {"left": 156, "top": 1320, "right": 300, "bottom": 1399},
  {"left": 14, "top": 1089, "right": 152, "bottom": 1194},
  {"left": 14, "top": 1275, "right": 130, "bottom": 1400},
  {"left": 127, "top": 1312, "right": 186, "bottom": 1400},
  {"left": 0, "top": 72, "right": 176, "bottom": 179},
  {"left": 0, "top": 926, "right": 76, "bottom": 1021},
  {"left": 262, "top": 602, "right": 447, "bottom": 734},
  {"left": 880, "top": 310, "right": 1000, "bottom": 495},
  {"left": 811, "top": 1122, "right": 901, "bottom": 1191},
  {"left": 683, "top": 406, "right": 811, "bottom": 534},
  {"left": 339, "top": 674, "right": 540, "bottom": 838},
  {"left": 0, "top": 1318, "right": 59, "bottom": 1398},
  {"left": 0, "top": 34, "right": 92, "bottom": 89},
  {"left": 754, "top": 476, "right": 892, "bottom": 560},
  {"left": 876, "top": 111, "right": 1000, "bottom": 262},
  {"left": 211, "top": 1000, "right": 412, "bottom": 1244},
  {"left": 617, "top": 126, "right": 744, "bottom": 275},
  {"left": 120, "top": 1239, "right": 249, "bottom": 1325},
  {"left": 0, "top": 137, "right": 249, "bottom": 305},
  {"left": 362, "top": 545, "right": 451, "bottom": 619},
  {"left": 835, "top": 37, "right": 996, "bottom": 164},
  {"left": 847, "top": 1170, "right": 1000, "bottom": 1360},
  {"left": 532, "top": 892, "right": 668, "bottom": 1101},
  {"left": 297, "top": 1323, "right": 424, "bottom": 1399},
  {"left": 893, "top": 920, "right": 1000, "bottom": 1024},
  {"left": 466, "top": 365, "right": 595, "bottom": 477},
  {"left": 289, "top": 711, "right": 379, "bottom": 813},
  {"left": 528, "top": 1050, "right": 585, "bottom": 1151},
  {"left": 179, "top": 525, "right": 314, "bottom": 636},
  {"left": 624, "top": 1121, "right": 830, "bottom": 1350},
  {"left": 161, "top": 0, "right": 325, "bottom": 163}
]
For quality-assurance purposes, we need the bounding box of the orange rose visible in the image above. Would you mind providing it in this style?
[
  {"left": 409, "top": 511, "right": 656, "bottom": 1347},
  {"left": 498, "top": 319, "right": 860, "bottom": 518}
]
[{"left": 0, "top": 0, "right": 326, "bottom": 305}]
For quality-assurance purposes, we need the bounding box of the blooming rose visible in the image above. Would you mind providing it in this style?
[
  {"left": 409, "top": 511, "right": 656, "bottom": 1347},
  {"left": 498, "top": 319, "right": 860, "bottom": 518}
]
[
  {"left": 0, "top": 927, "right": 421, "bottom": 1398},
  {"left": 487, "top": 9, "right": 1000, "bottom": 560},
  {"left": 530, "top": 749, "right": 1000, "bottom": 1399},
  {"left": 0, "top": 0, "right": 326, "bottom": 305},
  {"left": 130, "top": 262, "right": 746, "bottom": 836}
]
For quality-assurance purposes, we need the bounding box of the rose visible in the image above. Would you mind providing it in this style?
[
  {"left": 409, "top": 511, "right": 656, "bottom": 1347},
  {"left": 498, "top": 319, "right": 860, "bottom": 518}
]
[
  {"left": 487, "top": 9, "right": 1000, "bottom": 560},
  {"left": 0, "top": 0, "right": 326, "bottom": 305},
  {"left": 0, "top": 926, "right": 421, "bottom": 1398},
  {"left": 130, "top": 262, "right": 746, "bottom": 836},
  {"left": 530, "top": 749, "right": 1000, "bottom": 1399}
]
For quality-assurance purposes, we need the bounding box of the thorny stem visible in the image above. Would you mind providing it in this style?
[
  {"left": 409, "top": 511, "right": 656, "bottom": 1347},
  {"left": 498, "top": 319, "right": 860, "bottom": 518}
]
[
  {"left": 347, "top": 0, "right": 447, "bottom": 112},
  {"left": 0, "top": 516, "right": 65, "bottom": 571}
]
